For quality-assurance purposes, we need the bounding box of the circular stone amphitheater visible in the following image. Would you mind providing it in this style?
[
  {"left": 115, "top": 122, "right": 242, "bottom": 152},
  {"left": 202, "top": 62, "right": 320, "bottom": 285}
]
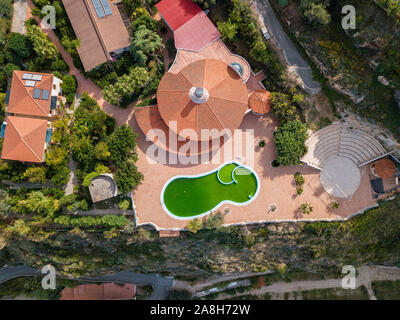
[{"left": 301, "top": 123, "right": 387, "bottom": 198}]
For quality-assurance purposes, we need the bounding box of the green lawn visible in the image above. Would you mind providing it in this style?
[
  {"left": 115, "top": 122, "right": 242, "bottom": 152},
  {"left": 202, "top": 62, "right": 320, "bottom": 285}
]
[{"left": 162, "top": 163, "right": 258, "bottom": 218}]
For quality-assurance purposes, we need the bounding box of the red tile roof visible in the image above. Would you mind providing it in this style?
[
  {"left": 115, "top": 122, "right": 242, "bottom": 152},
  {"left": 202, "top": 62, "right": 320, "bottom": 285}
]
[
  {"left": 135, "top": 105, "right": 224, "bottom": 156},
  {"left": 60, "top": 283, "right": 136, "bottom": 300},
  {"left": 62, "top": 0, "right": 130, "bottom": 71},
  {"left": 372, "top": 158, "right": 396, "bottom": 179},
  {"left": 1, "top": 116, "right": 47, "bottom": 163},
  {"left": 248, "top": 90, "right": 271, "bottom": 114},
  {"left": 157, "top": 59, "right": 248, "bottom": 141},
  {"left": 7, "top": 71, "right": 53, "bottom": 117},
  {"left": 156, "top": 0, "right": 202, "bottom": 31},
  {"left": 174, "top": 11, "right": 220, "bottom": 51},
  {"left": 157, "top": 0, "right": 220, "bottom": 52}
]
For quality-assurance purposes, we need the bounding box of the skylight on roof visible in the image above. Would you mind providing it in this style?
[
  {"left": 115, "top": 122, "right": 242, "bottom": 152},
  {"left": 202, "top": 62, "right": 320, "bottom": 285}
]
[
  {"left": 33, "top": 88, "right": 41, "bottom": 99},
  {"left": 25, "top": 80, "right": 36, "bottom": 87},
  {"left": 92, "top": 0, "right": 105, "bottom": 18},
  {"left": 42, "top": 90, "right": 50, "bottom": 100},
  {"left": 100, "top": 0, "right": 112, "bottom": 15},
  {"left": 32, "top": 74, "right": 43, "bottom": 81},
  {"left": 22, "top": 73, "right": 33, "bottom": 80}
]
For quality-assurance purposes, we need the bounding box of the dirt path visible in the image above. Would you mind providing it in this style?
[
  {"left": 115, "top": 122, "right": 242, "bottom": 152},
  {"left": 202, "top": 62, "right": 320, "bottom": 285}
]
[
  {"left": 173, "top": 271, "right": 274, "bottom": 294},
  {"left": 215, "top": 265, "right": 400, "bottom": 300}
]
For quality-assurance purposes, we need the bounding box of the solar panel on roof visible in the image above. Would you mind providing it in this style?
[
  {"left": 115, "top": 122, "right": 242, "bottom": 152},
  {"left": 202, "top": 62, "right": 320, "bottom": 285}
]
[
  {"left": 22, "top": 73, "right": 33, "bottom": 80},
  {"left": 33, "top": 88, "right": 41, "bottom": 99},
  {"left": 42, "top": 90, "right": 50, "bottom": 100},
  {"left": 25, "top": 80, "right": 35, "bottom": 87},
  {"left": 32, "top": 74, "right": 43, "bottom": 81},
  {"left": 91, "top": 0, "right": 105, "bottom": 18},
  {"left": 100, "top": 0, "right": 112, "bottom": 15}
]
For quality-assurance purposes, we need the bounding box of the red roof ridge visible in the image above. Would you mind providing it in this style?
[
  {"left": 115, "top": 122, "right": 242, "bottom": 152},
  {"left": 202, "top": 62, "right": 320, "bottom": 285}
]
[
  {"left": 203, "top": 101, "right": 225, "bottom": 130},
  {"left": 15, "top": 72, "right": 49, "bottom": 117},
  {"left": 7, "top": 116, "right": 43, "bottom": 162}
]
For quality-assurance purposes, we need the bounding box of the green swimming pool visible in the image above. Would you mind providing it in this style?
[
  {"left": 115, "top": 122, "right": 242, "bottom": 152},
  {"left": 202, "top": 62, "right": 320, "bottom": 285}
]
[{"left": 161, "top": 162, "right": 260, "bottom": 219}]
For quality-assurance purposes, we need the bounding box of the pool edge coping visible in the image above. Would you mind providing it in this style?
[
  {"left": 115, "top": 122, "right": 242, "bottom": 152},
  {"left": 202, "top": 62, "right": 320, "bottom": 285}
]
[{"left": 160, "top": 161, "right": 261, "bottom": 220}]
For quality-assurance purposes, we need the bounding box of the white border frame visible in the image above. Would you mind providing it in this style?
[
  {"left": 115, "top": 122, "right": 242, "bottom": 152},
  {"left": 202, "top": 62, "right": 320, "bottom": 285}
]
[{"left": 160, "top": 161, "right": 260, "bottom": 220}]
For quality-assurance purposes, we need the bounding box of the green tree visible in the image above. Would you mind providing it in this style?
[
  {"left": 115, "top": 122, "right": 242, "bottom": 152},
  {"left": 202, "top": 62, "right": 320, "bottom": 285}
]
[
  {"left": 23, "top": 166, "right": 47, "bottom": 184},
  {"left": 217, "top": 20, "right": 238, "bottom": 42},
  {"left": 192, "top": 0, "right": 216, "bottom": 9},
  {"left": 204, "top": 211, "right": 224, "bottom": 229},
  {"left": 131, "top": 25, "right": 164, "bottom": 57},
  {"left": 114, "top": 161, "right": 143, "bottom": 193},
  {"left": 8, "top": 33, "right": 33, "bottom": 59},
  {"left": 303, "top": 3, "right": 331, "bottom": 27},
  {"left": 94, "top": 142, "right": 111, "bottom": 161},
  {"left": 274, "top": 121, "right": 308, "bottom": 166},
  {"left": 0, "top": 0, "right": 12, "bottom": 18},
  {"left": 270, "top": 92, "right": 297, "bottom": 123},
  {"left": 61, "top": 75, "right": 77, "bottom": 105},
  {"left": 107, "top": 124, "right": 138, "bottom": 165},
  {"left": 26, "top": 24, "right": 58, "bottom": 60},
  {"left": 102, "top": 67, "right": 149, "bottom": 105}
]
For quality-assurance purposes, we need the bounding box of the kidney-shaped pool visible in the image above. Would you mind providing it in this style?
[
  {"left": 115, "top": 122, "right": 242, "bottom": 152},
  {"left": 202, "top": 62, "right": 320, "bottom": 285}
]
[{"left": 161, "top": 162, "right": 260, "bottom": 219}]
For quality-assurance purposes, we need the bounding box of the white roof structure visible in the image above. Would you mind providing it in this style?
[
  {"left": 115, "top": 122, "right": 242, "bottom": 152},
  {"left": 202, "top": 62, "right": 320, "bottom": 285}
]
[{"left": 301, "top": 123, "right": 388, "bottom": 198}]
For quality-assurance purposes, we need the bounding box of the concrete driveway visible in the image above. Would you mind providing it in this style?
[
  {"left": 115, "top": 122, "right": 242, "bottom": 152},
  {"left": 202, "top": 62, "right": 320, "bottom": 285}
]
[
  {"left": 250, "top": 0, "right": 321, "bottom": 94},
  {"left": 11, "top": 0, "right": 28, "bottom": 34}
]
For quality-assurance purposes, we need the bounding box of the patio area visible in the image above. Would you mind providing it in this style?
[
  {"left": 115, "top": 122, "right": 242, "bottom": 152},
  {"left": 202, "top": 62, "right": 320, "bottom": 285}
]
[{"left": 129, "top": 112, "right": 376, "bottom": 230}]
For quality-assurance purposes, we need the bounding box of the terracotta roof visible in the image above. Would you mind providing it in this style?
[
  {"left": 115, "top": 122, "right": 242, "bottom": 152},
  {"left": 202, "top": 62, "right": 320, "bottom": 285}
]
[
  {"left": 7, "top": 71, "right": 53, "bottom": 117},
  {"left": 1, "top": 116, "right": 47, "bottom": 163},
  {"left": 135, "top": 105, "right": 224, "bottom": 156},
  {"left": 62, "top": 0, "right": 130, "bottom": 71},
  {"left": 372, "top": 158, "right": 396, "bottom": 179},
  {"left": 156, "top": 0, "right": 202, "bottom": 31},
  {"left": 174, "top": 10, "right": 220, "bottom": 52},
  {"left": 157, "top": 59, "right": 248, "bottom": 141},
  {"left": 249, "top": 90, "right": 271, "bottom": 114},
  {"left": 60, "top": 283, "right": 136, "bottom": 300}
]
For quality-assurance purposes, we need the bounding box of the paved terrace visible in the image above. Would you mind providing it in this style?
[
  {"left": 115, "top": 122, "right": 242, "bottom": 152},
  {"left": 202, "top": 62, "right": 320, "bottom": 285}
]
[
  {"left": 27, "top": 2, "right": 376, "bottom": 231},
  {"left": 129, "top": 112, "right": 376, "bottom": 230}
]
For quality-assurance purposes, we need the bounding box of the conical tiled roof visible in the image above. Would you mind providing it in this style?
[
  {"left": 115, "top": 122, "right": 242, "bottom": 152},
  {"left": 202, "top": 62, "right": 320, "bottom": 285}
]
[
  {"left": 157, "top": 59, "right": 248, "bottom": 141},
  {"left": 248, "top": 90, "right": 271, "bottom": 114}
]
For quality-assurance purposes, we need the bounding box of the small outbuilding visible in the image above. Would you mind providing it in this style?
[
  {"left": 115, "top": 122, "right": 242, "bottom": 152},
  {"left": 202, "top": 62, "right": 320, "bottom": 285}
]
[{"left": 89, "top": 173, "right": 119, "bottom": 203}]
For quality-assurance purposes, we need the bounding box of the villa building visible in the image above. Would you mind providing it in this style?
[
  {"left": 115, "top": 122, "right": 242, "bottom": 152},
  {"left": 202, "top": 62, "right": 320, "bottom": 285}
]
[
  {"left": 62, "top": 0, "right": 130, "bottom": 71},
  {"left": 0, "top": 71, "right": 62, "bottom": 163}
]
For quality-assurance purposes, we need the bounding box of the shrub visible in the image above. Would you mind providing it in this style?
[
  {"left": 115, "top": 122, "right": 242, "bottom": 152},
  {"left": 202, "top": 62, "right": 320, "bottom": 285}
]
[
  {"left": 204, "top": 211, "right": 224, "bottom": 229},
  {"left": 274, "top": 121, "right": 308, "bottom": 166},
  {"left": 114, "top": 161, "right": 143, "bottom": 193},
  {"left": 61, "top": 75, "right": 77, "bottom": 105},
  {"left": 217, "top": 20, "right": 238, "bottom": 42},
  {"left": 296, "top": 187, "right": 303, "bottom": 195},
  {"left": 258, "top": 140, "right": 266, "bottom": 148},
  {"left": 294, "top": 172, "right": 305, "bottom": 186},
  {"left": 118, "top": 199, "right": 131, "bottom": 211},
  {"left": 300, "top": 202, "right": 313, "bottom": 215},
  {"left": 8, "top": 33, "right": 33, "bottom": 59},
  {"left": 330, "top": 201, "right": 340, "bottom": 209},
  {"left": 187, "top": 218, "right": 203, "bottom": 233},
  {"left": 50, "top": 165, "right": 70, "bottom": 187},
  {"left": 23, "top": 166, "right": 47, "bottom": 184}
]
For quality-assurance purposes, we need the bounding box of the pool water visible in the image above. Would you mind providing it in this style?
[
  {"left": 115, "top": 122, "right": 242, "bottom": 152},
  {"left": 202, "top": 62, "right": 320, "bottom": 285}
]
[{"left": 161, "top": 162, "right": 259, "bottom": 219}]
